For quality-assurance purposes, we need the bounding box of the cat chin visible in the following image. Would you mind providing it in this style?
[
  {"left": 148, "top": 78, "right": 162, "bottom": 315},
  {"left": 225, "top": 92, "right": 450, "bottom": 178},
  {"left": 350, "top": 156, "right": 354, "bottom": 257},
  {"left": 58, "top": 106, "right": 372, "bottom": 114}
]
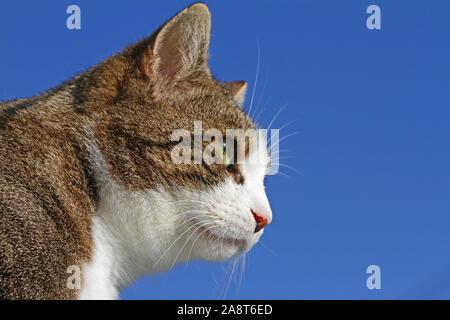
[{"left": 192, "top": 230, "right": 262, "bottom": 262}]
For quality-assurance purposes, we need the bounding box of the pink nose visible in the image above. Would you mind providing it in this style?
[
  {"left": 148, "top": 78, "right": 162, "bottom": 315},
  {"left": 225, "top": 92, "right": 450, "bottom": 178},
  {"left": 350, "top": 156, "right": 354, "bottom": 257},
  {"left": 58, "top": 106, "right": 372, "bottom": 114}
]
[{"left": 251, "top": 209, "right": 271, "bottom": 233}]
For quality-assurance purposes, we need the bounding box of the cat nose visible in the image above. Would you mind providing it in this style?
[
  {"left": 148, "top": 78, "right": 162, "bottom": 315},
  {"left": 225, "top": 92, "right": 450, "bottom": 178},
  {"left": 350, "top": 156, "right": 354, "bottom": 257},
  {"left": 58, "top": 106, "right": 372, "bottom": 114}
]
[{"left": 251, "top": 209, "right": 271, "bottom": 233}]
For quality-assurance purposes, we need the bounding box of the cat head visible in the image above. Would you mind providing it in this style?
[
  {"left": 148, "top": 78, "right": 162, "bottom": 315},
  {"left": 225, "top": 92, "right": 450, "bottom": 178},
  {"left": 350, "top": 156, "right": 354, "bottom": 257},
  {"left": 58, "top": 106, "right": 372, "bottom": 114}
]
[{"left": 91, "top": 3, "right": 273, "bottom": 263}]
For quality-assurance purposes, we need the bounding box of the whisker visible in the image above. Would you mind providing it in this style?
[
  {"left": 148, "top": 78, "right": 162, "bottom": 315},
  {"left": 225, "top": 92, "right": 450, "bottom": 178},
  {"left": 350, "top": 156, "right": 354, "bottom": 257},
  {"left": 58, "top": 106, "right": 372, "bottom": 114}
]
[
  {"left": 267, "top": 119, "right": 297, "bottom": 145},
  {"left": 169, "top": 221, "right": 217, "bottom": 270},
  {"left": 237, "top": 253, "right": 246, "bottom": 295},
  {"left": 269, "top": 149, "right": 294, "bottom": 157},
  {"left": 258, "top": 240, "right": 276, "bottom": 256},
  {"left": 187, "top": 224, "right": 220, "bottom": 262},
  {"left": 132, "top": 209, "right": 209, "bottom": 241},
  {"left": 269, "top": 131, "right": 299, "bottom": 151},
  {"left": 247, "top": 42, "right": 261, "bottom": 117},
  {"left": 222, "top": 256, "right": 238, "bottom": 300},
  {"left": 266, "top": 104, "right": 286, "bottom": 132},
  {"left": 152, "top": 219, "right": 209, "bottom": 267},
  {"left": 251, "top": 73, "right": 268, "bottom": 120},
  {"left": 271, "top": 163, "right": 302, "bottom": 176},
  {"left": 275, "top": 170, "right": 292, "bottom": 179}
]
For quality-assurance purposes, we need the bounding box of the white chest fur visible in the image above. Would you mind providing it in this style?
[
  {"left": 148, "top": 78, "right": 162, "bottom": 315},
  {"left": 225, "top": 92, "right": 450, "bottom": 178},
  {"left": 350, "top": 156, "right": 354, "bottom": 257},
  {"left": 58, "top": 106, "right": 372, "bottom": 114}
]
[{"left": 78, "top": 140, "right": 194, "bottom": 299}]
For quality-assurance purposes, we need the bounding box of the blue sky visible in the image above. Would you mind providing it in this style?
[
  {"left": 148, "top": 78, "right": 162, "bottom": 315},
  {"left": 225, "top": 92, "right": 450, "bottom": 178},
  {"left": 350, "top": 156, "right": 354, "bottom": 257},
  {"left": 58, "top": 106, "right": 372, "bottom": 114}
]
[{"left": 1, "top": 0, "right": 449, "bottom": 299}]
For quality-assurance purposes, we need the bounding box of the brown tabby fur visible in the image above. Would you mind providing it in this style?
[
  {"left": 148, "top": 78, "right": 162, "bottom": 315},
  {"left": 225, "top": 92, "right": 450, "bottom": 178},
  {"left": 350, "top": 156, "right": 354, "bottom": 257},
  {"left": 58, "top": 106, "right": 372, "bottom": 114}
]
[{"left": 0, "top": 3, "right": 255, "bottom": 299}]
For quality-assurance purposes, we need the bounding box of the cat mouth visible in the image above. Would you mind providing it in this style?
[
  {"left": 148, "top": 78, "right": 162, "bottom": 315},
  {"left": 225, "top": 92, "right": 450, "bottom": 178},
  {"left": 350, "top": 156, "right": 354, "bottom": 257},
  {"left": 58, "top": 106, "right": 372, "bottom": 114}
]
[{"left": 196, "top": 224, "right": 248, "bottom": 248}]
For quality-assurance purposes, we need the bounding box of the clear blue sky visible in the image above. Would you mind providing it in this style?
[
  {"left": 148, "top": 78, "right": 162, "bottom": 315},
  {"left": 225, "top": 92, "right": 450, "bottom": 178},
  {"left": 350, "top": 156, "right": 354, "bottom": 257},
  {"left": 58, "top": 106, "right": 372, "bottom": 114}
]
[{"left": 1, "top": 0, "right": 449, "bottom": 299}]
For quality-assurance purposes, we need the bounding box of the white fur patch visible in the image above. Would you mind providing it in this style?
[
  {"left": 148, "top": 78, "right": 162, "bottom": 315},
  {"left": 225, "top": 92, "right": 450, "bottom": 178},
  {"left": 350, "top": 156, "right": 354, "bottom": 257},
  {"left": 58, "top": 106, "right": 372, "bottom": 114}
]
[{"left": 78, "top": 131, "right": 272, "bottom": 299}]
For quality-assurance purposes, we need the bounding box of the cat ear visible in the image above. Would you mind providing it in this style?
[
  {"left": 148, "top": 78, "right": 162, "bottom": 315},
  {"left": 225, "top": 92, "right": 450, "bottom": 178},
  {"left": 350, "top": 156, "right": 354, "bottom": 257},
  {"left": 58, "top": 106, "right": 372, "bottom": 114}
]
[
  {"left": 223, "top": 81, "right": 247, "bottom": 107},
  {"left": 141, "top": 3, "right": 211, "bottom": 84}
]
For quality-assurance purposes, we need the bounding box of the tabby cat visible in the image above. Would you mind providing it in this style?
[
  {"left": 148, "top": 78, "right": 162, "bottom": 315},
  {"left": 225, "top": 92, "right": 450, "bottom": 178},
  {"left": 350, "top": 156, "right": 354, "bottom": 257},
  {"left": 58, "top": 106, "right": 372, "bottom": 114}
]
[{"left": 0, "top": 3, "right": 272, "bottom": 299}]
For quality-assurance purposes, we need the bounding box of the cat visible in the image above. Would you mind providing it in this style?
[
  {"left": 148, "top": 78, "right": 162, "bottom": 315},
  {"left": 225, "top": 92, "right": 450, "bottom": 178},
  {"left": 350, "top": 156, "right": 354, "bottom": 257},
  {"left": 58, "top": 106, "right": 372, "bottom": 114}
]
[{"left": 0, "top": 3, "right": 272, "bottom": 299}]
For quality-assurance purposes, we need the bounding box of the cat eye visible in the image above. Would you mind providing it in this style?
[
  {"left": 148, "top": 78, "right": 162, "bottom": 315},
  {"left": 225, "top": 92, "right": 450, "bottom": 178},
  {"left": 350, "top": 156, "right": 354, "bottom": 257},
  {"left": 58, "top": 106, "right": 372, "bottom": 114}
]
[
  {"left": 222, "top": 138, "right": 238, "bottom": 166},
  {"left": 222, "top": 143, "right": 232, "bottom": 166},
  {"left": 223, "top": 140, "right": 243, "bottom": 184}
]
